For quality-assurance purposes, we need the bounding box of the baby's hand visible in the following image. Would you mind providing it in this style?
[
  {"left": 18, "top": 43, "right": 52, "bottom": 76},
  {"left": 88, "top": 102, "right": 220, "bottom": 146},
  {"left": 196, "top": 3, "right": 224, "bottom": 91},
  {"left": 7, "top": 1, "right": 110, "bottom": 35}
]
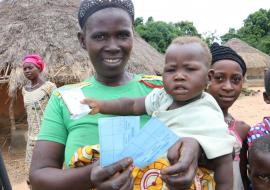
[{"left": 81, "top": 98, "right": 100, "bottom": 114}]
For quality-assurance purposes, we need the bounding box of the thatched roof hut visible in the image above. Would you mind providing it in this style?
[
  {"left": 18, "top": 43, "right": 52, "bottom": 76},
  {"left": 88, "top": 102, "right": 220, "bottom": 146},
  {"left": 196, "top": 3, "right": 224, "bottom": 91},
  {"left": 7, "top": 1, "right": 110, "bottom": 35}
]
[
  {"left": 225, "top": 38, "right": 270, "bottom": 86},
  {"left": 0, "top": 0, "right": 164, "bottom": 127}
]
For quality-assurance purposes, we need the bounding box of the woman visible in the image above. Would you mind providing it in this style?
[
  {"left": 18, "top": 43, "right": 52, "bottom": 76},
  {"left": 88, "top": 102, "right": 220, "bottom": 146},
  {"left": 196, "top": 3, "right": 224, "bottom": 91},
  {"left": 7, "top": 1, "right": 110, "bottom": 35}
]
[
  {"left": 29, "top": 1, "right": 202, "bottom": 190},
  {"left": 207, "top": 43, "right": 250, "bottom": 190},
  {"left": 22, "top": 54, "right": 56, "bottom": 178}
]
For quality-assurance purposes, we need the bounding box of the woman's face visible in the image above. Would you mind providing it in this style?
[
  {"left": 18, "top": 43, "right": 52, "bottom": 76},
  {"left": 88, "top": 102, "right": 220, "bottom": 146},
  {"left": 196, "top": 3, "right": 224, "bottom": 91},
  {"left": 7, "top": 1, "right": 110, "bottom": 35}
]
[
  {"left": 79, "top": 8, "right": 133, "bottom": 78},
  {"left": 23, "top": 62, "right": 41, "bottom": 81},
  {"left": 207, "top": 60, "right": 243, "bottom": 110}
]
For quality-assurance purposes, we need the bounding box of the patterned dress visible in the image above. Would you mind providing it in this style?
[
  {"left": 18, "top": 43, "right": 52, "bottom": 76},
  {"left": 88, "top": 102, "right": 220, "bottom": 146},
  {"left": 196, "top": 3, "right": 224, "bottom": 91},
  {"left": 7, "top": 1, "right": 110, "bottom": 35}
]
[
  {"left": 22, "top": 81, "right": 56, "bottom": 170},
  {"left": 247, "top": 117, "right": 270, "bottom": 148}
]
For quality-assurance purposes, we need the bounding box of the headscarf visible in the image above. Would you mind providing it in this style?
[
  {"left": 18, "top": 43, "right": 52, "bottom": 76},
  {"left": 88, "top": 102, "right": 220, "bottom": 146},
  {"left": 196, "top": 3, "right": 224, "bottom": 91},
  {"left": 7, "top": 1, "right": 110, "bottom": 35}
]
[
  {"left": 210, "top": 42, "right": 247, "bottom": 76},
  {"left": 23, "top": 54, "right": 45, "bottom": 72},
  {"left": 78, "top": 0, "right": 134, "bottom": 29}
]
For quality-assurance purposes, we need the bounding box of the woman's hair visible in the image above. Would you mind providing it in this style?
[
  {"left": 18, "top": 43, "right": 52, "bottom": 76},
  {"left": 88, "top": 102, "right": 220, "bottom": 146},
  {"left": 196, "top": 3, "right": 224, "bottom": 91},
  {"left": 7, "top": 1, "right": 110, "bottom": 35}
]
[
  {"left": 249, "top": 134, "right": 270, "bottom": 164},
  {"left": 210, "top": 42, "right": 247, "bottom": 76},
  {"left": 78, "top": 0, "right": 134, "bottom": 29},
  {"left": 170, "top": 36, "right": 212, "bottom": 66}
]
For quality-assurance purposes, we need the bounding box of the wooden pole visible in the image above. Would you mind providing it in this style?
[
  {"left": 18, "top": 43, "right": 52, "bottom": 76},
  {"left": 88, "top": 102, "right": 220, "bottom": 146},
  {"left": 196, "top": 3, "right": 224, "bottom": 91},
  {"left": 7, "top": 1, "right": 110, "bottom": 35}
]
[{"left": 9, "top": 97, "right": 16, "bottom": 132}]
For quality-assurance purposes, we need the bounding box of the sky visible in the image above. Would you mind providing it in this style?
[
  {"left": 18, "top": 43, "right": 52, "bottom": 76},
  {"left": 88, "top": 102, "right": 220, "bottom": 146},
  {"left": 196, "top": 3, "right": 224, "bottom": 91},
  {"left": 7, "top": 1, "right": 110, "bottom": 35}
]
[{"left": 133, "top": 0, "right": 270, "bottom": 37}]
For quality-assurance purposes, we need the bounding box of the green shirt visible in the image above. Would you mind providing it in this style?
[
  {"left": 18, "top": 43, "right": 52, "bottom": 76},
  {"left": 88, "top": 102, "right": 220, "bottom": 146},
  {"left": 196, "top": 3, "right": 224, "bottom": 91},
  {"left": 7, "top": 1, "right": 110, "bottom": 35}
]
[{"left": 38, "top": 74, "right": 163, "bottom": 166}]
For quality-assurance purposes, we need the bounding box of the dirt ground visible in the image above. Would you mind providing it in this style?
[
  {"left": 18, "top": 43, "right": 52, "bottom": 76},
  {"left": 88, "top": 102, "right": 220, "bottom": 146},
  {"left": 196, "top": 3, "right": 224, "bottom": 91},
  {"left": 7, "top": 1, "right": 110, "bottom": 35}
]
[
  {"left": 230, "top": 87, "right": 268, "bottom": 126},
  {"left": 2, "top": 87, "right": 269, "bottom": 190}
]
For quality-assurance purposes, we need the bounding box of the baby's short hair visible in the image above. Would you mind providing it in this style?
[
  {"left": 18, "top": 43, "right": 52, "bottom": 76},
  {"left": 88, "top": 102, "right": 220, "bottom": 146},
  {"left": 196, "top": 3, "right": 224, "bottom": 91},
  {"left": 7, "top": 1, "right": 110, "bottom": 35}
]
[
  {"left": 170, "top": 36, "right": 212, "bottom": 66},
  {"left": 264, "top": 68, "right": 270, "bottom": 95},
  {"left": 249, "top": 134, "right": 270, "bottom": 164}
]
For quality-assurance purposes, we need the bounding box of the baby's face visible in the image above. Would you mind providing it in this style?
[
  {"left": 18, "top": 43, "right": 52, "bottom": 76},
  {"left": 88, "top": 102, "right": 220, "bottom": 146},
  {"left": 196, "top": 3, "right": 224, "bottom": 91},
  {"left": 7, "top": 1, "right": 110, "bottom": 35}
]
[
  {"left": 250, "top": 151, "right": 270, "bottom": 190},
  {"left": 163, "top": 43, "right": 208, "bottom": 103}
]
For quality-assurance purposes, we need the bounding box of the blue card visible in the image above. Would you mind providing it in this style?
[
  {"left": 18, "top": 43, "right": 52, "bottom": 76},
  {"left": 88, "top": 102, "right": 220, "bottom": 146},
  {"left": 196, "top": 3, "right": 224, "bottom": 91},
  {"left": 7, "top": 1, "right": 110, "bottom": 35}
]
[
  {"left": 119, "top": 117, "right": 179, "bottom": 168},
  {"left": 98, "top": 116, "right": 140, "bottom": 167}
]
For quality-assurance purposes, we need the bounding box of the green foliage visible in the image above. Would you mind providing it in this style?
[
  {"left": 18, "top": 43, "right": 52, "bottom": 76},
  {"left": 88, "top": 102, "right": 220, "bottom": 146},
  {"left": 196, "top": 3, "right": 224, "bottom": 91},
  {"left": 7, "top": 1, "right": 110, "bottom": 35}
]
[
  {"left": 135, "top": 9, "right": 270, "bottom": 54},
  {"left": 221, "top": 9, "right": 270, "bottom": 54},
  {"left": 220, "top": 28, "right": 239, "bottom": 44},
  {"left": 257, "top": 35, "right": 270, "bottom": 54},
  {"left": 135, "top": 17, "right": 201, "bottom": 53},
  {"left": 174, "top": 21, "right": 200, "bottom": 36},
  {"left": 134, "top": 17, "right": 144, "bottom": 27}
]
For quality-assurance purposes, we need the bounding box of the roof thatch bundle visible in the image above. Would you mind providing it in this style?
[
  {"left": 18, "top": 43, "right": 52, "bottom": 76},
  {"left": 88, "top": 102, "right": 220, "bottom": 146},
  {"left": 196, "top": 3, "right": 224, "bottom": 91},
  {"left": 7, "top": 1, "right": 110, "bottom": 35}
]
[
  {"left": 0, "top": 0, "right": 164, "bottom": 97},
  {"left": 225, "top": 38, "right": 270, "bottom": 70},
  {"left": 225, "top": 38, "right": 270, "bottom": 86}
]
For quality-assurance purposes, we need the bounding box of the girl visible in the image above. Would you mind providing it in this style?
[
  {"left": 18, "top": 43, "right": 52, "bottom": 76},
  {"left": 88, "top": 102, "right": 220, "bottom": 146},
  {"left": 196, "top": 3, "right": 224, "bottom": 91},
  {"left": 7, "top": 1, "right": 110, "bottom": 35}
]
[{"left": 207, "top": 43, "right": 251, "bottom": 190}]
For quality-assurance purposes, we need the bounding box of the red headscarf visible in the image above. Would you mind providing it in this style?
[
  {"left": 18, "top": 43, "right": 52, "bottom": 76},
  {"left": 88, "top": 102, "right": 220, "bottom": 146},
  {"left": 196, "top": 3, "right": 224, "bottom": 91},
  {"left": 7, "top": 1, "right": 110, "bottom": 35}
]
[{"left": 23, "top": 54, "right": 45, "bottom": 72}]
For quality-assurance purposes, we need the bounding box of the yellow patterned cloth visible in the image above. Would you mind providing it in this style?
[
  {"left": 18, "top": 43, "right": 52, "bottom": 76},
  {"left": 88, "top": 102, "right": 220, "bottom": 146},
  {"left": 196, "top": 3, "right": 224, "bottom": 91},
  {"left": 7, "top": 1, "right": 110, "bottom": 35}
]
[
  {"left": 70, "top": 145, "right": 215, "bottom": 190},
  {"left": 69, "top": 145, "right": 100, "bottom": 168},
  {"left": 191, "top": 167, "right": 215, "bottom": 190}
]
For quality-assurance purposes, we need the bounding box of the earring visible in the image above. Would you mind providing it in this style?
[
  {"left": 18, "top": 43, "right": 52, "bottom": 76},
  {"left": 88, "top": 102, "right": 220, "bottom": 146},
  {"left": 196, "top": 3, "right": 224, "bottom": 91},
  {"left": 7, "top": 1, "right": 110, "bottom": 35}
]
[{"left": 205, "top": 82, "right": 210, "bottom": 91}]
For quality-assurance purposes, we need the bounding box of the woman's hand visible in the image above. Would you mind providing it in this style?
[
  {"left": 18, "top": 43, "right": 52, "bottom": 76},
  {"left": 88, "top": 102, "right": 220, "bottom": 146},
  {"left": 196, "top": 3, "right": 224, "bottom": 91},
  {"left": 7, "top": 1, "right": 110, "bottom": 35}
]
[
  {"left": 161, "top": 137, "right": 201, "bottom": 190},
  {"left": 91, "top": 158, "right": 134, "bottom": 190},
  {"left": 30, "top": 142, "right": 134, "bottom": 190}
]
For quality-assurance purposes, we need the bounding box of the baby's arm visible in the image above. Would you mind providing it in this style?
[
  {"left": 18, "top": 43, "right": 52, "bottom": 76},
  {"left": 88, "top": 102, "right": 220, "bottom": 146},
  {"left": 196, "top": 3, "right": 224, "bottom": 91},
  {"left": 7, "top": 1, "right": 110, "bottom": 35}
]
[
  {"left": 81, "top": 97, "right": 146, "bottom": 115},
  {"left": 210, "top": 153, "right": 233, "bottom": 190}
]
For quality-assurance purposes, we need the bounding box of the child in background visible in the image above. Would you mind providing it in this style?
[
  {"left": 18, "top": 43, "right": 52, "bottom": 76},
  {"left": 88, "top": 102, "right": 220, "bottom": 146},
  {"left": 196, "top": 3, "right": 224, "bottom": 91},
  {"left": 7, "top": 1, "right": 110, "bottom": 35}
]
[
  {"left": 246, "top": 69, "right": 270, "bottom": 190},
  {"left": 207, "top": 43, "right": 251, "bottom": 190},
  {"left": 248, "top": 134, "right": 270, "bottom": 190},
  {"left": 247, "top": 69, "right": 270, "bottom": 147},
  {"left": 82, "top": 36, "right": 236, "bottom": 190}
]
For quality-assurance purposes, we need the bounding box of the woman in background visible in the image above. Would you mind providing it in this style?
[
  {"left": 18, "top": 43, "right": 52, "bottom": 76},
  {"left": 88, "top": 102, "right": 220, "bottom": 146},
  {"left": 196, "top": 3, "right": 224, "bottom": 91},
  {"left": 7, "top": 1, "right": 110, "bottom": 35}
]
[{"left": 22, "top": 54, "right": 56, "bottom": 177}]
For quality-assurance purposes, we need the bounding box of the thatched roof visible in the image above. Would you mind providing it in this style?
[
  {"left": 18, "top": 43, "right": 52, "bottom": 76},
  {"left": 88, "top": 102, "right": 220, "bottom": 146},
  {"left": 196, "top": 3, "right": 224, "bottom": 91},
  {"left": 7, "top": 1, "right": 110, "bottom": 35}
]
[
  {"left": 224, "top": 38, "right": 270, "bottom": 69},
  {"left": 0, "top": 0, "right": 164, "bottom": 97}
]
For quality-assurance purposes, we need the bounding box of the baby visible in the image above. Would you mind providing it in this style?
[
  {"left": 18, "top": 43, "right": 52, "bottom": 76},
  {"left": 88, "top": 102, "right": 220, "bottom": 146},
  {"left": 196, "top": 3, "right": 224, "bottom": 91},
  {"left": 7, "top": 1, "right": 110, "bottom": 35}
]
[{"left": 82, "top": 36, "right": 235, "bottom": 190}]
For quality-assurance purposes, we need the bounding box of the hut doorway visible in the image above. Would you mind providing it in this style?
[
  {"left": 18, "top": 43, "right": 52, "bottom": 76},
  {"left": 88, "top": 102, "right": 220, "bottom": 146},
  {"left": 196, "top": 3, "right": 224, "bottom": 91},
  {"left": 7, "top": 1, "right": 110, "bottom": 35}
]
[
  {"left": 0, "top": 63, "right": 11, "bottom": 84},
  {"left": 0, "top": 63, "right": 26, "bottom": 153},
  {"left": 0, "top": 63, "right": 13, "bottom": 128}
]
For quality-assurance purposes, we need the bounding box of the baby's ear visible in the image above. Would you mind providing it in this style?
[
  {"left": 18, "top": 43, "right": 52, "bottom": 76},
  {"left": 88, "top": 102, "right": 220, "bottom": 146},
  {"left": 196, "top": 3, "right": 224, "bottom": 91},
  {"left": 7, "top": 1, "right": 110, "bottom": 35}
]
[{"left": 263, "top": 92, "right": 270, "bottom": 104}]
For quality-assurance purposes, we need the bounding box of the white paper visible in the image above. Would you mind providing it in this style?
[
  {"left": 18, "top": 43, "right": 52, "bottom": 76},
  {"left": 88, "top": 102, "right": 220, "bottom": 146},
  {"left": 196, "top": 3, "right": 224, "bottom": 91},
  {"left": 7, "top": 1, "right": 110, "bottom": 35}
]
[{"left": 58, "top": 87, "right": 91, "bottom": 120}]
